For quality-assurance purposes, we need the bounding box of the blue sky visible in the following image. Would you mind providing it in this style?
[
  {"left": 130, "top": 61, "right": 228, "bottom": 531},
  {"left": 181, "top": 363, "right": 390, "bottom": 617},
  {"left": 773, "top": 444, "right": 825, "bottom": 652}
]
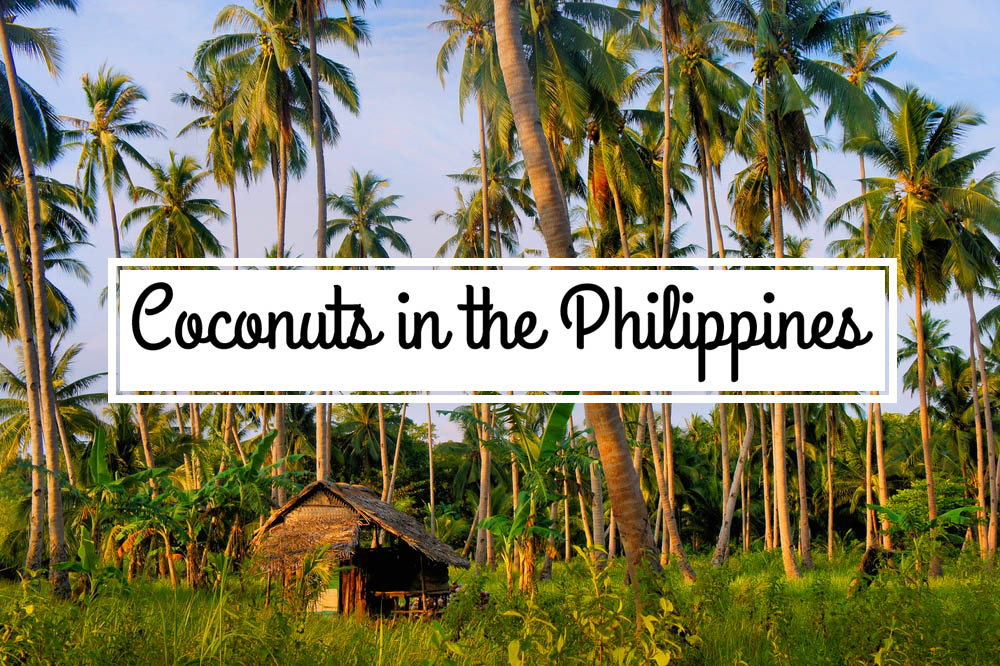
[{"left": 7, "top": 0, "right": 1000, "bottom": 433}]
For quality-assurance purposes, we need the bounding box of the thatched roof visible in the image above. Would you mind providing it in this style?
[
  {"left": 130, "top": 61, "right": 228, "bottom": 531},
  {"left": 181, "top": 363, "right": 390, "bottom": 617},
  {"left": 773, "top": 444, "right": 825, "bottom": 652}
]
[{"left": 251, "top": 481, "right": 469, "bottom": 573}]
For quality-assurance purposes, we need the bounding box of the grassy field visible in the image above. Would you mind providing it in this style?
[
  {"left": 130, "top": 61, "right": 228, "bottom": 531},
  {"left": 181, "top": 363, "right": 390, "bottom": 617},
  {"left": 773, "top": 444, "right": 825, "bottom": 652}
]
[{"left": 2, "top": 549, "right": 999, "bottom": 665}]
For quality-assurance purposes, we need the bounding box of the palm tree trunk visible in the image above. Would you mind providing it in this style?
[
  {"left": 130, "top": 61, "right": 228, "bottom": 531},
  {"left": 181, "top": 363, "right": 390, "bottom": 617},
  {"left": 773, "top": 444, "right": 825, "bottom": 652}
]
[
  {"left": 712, "top": 403, "right": 754, "bottom": 567},
  {"left": 662, "top": 402, "right": 675, "bottom": 556},
  {"left": 699, "top": 160, "right": 713, "bottom": 258},
  {"left": 793, "top": 403, "right": 813, "bottom": 569},
  {"left": 274, "top": 131, "right": 290, "bottom": 492},
  {"left": 386, "top": 403, "right": 407, "bottom": 503},
  {"left": 608, "top": 163, "right": 631, "bottom": 259},
  {"left": 701, "top": 132, "right": 726, "bottom": 258},
  {"left": 493, "top": 0, "right": 574, "bottom": 258},
  {"left": 826, "top": 405, "right": 834, "bottom": 560},
  {"left": 271, "top": 134, "right": 290, "bottom": 490},
  {"left": 874, "top": 403, "right": 890, "bottom": 548},
  {"left": 575, "top": 466, "right": 594, "bottom": 550},
  {"left": 720, "top": 403, "right": 730, "bottom": 512},
  {"left": 585, "top": 402, "right": 661, "bottom": 579},
  {"left": 760, "top": 403, "right": 772, "bottom": 551},
  {"left": 646, "top": 404, "right": 695, "bottom": 580},
  {"left": 608, "top": 509, "right": 617, "bottom": 558},
  {"left": 864, "top": 404, "right": 875, "bottom": 549},
  {"left": 773, "top": 403, "right": 801, "bottom": 578},
  {"left": 478, "top": 93, "right": 490, "bottom": 258},
  {"left": 475, "top": 403, "right": 490, "bottom": 570},
  {"left": 0, "top": 194, "right": 46, "bottom": 571},
  {"left": 378, "top": 402, "right": 389, "bottom": 500},
  {"left": 0, "top": 16, "right": 69, "bottom": 595},
  {"left": 659, "top": 1, "right": 673, "bottom": 256},
  {"left": 967, "top": 292, "right": 997, "bottom": 556},
  {"left": 588, "top": 435, "right": 605, "bottom": 563},
  {"left": 971, "top": 337, "right": 988, "bottom": 556},
  {"left": 55, "top": 412, "right": 76, "bottom": 488},
  {"left": 228, "top": 182, "right": 239, "bottom": 260},
  {"left": 106, "top": 181, "right": 121, "bottom": 260},
  {"left": 136, "top": 403, "right": 156, "bottom": 472},
  {"left": 426, "top": 397, "right": 436, "bottom": 537},
  {"left": 914, "top": 268, "right": 941, "bottom": 576},
  {"left": 563, "top": 463, "right": 571, "bottom": 562}
]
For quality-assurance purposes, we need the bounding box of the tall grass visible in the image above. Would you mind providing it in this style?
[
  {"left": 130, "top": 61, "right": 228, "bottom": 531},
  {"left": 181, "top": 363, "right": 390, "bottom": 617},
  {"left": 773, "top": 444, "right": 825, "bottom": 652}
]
[{"left": 1, "top": 552, "right": 999, "bottom": 665}]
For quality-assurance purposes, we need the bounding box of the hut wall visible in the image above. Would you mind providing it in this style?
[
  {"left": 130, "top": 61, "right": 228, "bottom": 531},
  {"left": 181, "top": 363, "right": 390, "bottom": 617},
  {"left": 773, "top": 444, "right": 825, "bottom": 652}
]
[{"left": 353, "top": 547, "right": 450, "bottom": 593}]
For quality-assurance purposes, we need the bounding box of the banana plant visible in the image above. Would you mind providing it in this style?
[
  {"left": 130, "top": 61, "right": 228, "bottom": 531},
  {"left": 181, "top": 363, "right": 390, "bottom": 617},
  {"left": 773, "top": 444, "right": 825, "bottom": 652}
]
[{"left": 482, "top": 398, "right": 584, "bottom": 596}]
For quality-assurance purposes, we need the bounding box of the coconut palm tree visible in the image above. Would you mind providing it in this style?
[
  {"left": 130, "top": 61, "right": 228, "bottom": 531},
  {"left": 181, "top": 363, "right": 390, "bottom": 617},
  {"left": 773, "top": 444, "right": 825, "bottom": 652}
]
[
  {"left": 433, "top": 0, "right": 505, "bottom": 258},
  {"left": 63, "top": 65, "right": 164, "bottom": 260},
  {"left": 666, "top": 11, "right": 746, "bottom": 259},
  {"left": 0, "top": 337, "right": 103, "bottom": 486},
  {"left": 447, "top": 147, "right": 534, "bottom": 257},
  {"left": 721, "top": 0, "right": 886, "bottom": 256},
  {"left": 632, "top": 0, "right": 706, "bottom": 256},
  {"left": 0, "top": 235, "right": 89, "bottom": 345},
  {"left": 493, "top": 0, "right": 574, "bottom": 259},
  {"left": 122, "top": 152, "right": 226, "bottom": 260},
  {"left": 434, "top": 187, "right": 518, "bottom": 259},
  {"left": 0, "top": 0, "right": 81, "bottom": 597},
  {"left": 938, "top": 174, "right": 1000, "bottom": 555},
  {"left": 297, "top": 0, "right": 375, "bottom": 483},
  {"left": 829, "top": 88, "right": 990, "bottom": 573},
  {"left": 493, "top": 0, "right": 659, "bottom": 582},
  {"left": 326, "top": 169, "right": 411, "bottom": 259},
  {"left": 196, "top": 0, "right": 366, "bottom": 261},
  {"left": 172, "top": 65, "right": 251, "bottom": 259},
  {"left": 822, "top": 22, "right": 904, "bottom": 548}
]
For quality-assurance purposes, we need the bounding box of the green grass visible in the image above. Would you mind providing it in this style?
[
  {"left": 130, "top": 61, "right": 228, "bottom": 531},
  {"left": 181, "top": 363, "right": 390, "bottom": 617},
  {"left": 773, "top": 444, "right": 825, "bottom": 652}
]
[{"left": 2, "top": 551, "right": 999, "bottom": 665}]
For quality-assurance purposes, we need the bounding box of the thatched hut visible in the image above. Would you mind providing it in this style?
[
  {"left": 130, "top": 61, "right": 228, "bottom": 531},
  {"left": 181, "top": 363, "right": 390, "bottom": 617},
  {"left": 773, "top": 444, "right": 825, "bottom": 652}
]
[{"left": 251, "top": 481, "right": 469, "bottom": 616}]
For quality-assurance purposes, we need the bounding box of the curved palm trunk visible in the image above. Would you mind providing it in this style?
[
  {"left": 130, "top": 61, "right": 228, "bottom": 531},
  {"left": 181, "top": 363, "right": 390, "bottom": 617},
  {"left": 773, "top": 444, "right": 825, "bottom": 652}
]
[
  {"left": 585, "top": 401, "right": 661, "bottom": 578},
  {"left": 713, "top": 403, "right": 754, "bottom": 566},
  {"left": 914, "top": 269, "right": 941, "bottom": 576},
  {"left": 0, "top": 17, "right": 69, "bottom": 596},
  {"left": 793, "top": 403, "right": 813, "bottom": 569},
  {"left": 0, "top": 196, "right": 46, "bottom": 571},
  {"left": 967, "top": 292, "right": 997, "bottom": 556},
  {"left": 495, "top": 0, "right": 664, "bottom": 587},
  {"left": 493, "top": 0, "right": 574, "bottom": 258},
  {"left": 646, "top": 404, "right": 695, "bottom": 580}
]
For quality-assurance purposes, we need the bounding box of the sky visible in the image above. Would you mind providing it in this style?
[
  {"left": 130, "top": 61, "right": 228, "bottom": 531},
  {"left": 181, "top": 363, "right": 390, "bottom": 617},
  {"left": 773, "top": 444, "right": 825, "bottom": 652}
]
[{"left": 5, "top": 0, "right": 1000, "bottom": 438}]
